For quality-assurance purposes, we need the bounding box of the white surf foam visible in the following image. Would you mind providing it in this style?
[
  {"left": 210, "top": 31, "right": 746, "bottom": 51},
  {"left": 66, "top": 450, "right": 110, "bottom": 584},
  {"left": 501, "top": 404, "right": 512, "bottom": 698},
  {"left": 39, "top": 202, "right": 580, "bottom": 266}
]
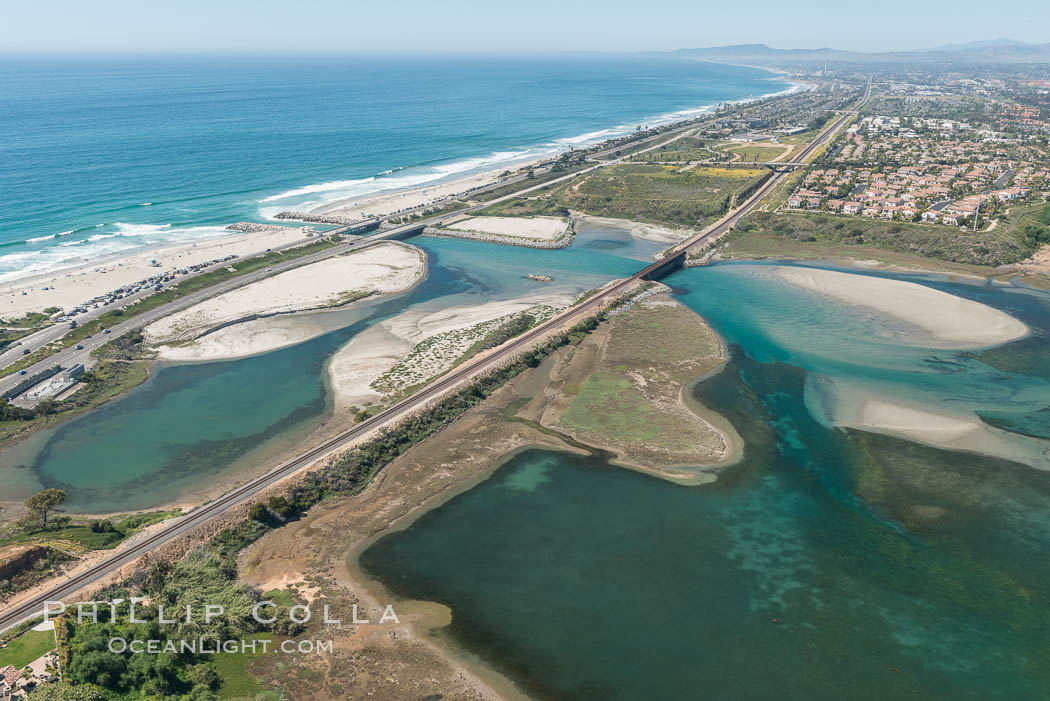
[{"left": 260, "top": 176, "right": 378, "bottom": 203}]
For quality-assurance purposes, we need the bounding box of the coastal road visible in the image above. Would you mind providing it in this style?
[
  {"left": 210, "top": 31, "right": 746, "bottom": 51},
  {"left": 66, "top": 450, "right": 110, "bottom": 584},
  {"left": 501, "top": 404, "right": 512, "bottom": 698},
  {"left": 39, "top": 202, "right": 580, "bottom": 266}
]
[
  {"left": 0, "top": 81, "right": 869, "bottom": 633},
  {"left": 0, "top": 116, "right": 707, "bottom": 399},
  {"left": 0, "top": 237, "right": 362, "bottom": 396},
  {"left": 993, "top": 168, "right": 1014, "bottom": 190}
]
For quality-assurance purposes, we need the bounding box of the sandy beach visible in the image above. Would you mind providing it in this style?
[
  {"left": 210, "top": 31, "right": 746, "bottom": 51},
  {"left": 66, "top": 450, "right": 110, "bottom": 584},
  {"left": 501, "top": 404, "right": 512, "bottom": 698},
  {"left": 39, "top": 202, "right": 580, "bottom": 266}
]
[
  {"left": 146, "top": 241, "right": 426, "bottom": 360},
  {"left": 309, "top": 168, "right": 516, "bottom": 222},
  {"left": 328, "top": 291, "right": 575, "bottom": 409},
  {"left": 0, "top": 225, "right": 315, "bottom": 318},
  {"left": 445, "top": 215, "right": 569, "bottom": 240},
  {"left": 774, "top": 266, "right": 1029, "bottom": 349}
]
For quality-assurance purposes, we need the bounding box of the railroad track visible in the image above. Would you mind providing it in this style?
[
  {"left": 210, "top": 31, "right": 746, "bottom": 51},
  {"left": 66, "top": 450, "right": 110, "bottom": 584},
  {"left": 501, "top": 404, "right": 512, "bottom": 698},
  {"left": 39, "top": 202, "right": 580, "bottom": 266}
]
[{"left": 0, "top": 81, "right": 869, "bottom": 633}]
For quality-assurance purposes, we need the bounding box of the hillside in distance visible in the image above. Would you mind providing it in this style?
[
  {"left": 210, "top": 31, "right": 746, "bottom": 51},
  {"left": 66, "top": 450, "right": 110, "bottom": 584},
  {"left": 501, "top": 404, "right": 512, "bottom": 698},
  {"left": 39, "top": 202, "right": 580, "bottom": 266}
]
[{"left": 672, "top": 41, "right": 1050, "bottom": 67}]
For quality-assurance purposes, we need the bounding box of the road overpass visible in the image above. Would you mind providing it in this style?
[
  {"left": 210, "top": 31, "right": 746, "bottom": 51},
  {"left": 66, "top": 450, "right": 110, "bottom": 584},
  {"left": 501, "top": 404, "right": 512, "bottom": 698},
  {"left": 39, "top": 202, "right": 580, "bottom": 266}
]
[
  {"left": 0, "top": 80, "right": 869, "bottom": 633},
  {"left": 0, "top": 121, "right": 708, "bottom": 397}
]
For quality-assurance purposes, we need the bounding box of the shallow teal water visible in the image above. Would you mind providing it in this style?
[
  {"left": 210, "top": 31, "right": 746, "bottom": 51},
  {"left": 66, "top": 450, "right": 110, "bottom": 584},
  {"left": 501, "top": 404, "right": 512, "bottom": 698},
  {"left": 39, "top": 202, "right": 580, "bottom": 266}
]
[
  {"left": 360, "top": 264, "right": 1050, "bottom": 700},
  {"left": 0, "top": 222, "right": 664, "bottom": 512}
]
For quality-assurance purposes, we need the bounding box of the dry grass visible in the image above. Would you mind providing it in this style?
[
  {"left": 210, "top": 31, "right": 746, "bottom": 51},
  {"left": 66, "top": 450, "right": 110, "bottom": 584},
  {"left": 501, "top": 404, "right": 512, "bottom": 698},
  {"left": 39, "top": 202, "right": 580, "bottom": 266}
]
[{"left": 557, "top": 294, "right": 730, "bottom": 468}]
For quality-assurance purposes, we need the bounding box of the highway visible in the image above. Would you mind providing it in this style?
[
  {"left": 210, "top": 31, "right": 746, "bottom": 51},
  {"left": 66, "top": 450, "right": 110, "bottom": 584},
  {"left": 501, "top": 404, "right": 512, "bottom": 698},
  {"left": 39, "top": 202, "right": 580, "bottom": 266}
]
[
  {"left": 0, "top": 82, "right": 868, "bottom": 633},
  {"left": 0, "top": 122, "right": 706, "bottom": 399}
]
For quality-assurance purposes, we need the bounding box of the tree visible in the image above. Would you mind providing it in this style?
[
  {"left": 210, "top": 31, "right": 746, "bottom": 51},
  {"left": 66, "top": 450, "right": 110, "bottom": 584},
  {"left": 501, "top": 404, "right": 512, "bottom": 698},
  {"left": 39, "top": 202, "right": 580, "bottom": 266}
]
[
  {"left": 25, "top": 488, "right": 66, "bottom": 529},
  {"left": 247, "top": 502, "right": 269, "bottom": 522}
]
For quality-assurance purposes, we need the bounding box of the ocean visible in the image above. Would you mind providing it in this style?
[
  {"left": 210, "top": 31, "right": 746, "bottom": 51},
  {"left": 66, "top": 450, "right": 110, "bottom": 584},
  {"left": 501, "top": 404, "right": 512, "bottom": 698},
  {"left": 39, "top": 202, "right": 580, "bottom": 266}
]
[{"left": 0, "top": 55, "right": 791, "bottom": 281}]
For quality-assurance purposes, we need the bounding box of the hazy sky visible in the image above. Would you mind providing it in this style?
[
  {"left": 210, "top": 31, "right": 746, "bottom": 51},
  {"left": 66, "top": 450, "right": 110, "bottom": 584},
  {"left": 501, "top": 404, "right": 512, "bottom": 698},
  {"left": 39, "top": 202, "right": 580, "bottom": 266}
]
[{"left": 3, "top": 0, "right": 1046, "bottom": 55}]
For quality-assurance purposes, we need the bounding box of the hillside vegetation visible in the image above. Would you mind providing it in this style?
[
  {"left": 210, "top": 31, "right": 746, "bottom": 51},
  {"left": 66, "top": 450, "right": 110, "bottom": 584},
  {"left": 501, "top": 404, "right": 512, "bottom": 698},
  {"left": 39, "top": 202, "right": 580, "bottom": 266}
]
[
  {"left": 552, "top": 164, "right": 769, "bottom": 227},
  {"left": 727, "top": 205, "right": 1047, "bottom": 267}
]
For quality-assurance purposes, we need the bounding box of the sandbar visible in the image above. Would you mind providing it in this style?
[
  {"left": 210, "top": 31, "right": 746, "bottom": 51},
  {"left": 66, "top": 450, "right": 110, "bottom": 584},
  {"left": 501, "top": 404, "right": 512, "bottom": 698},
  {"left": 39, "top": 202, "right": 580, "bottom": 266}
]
[
  {"left": 328, "top": 291, "right": 574, "bottom": 409},
  {"left": 774, "top": 266, "right": 1028, "bottom": 349},
  {"left": 146, "top": 241, "right": 426, "bottom": 359},
  {"left": 809, "top": 375, "right": 1050, "bottom": 470}
]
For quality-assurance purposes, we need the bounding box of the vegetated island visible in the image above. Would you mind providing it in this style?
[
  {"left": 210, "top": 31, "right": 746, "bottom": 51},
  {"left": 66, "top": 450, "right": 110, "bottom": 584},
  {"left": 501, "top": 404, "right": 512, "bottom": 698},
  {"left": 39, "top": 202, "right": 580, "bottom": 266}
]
[{"left": 233, "top": 283, "right": 740, "bottom": 697}]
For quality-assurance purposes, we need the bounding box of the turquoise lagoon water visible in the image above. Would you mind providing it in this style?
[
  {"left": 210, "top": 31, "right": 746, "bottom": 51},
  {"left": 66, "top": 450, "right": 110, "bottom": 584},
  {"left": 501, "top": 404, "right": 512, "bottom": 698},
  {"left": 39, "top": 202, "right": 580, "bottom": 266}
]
[
  {"left": 0, "top": 222, "right": 667, "bottom": 512},
  {"left": 360, "top": 264, "right": 1050, "bottom": 700}
]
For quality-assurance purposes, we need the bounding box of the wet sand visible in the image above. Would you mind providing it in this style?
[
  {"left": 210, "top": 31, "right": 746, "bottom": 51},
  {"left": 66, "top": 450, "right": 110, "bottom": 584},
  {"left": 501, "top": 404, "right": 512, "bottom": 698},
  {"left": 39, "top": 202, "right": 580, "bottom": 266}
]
[
  {"left": 146, "top": 241, "right": 426, "bottom": 361},
  {"left": 239, "top": 294, "right": 741, "bottom": 698},
  {"left": 774, "top": 265, "right": 1029, "bottom": 349}
]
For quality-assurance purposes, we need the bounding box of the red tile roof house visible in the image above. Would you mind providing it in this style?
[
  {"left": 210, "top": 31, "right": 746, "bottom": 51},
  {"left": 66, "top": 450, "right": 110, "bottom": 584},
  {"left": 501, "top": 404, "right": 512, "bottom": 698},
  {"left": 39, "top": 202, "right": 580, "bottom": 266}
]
[
  {"left": 942, "top": 215, "right": 960, "bottom": 226},
  {"left": 787, "top": 196, "right": 803, "bottom": 209},
  {"left": 843, "top": 202, "right": 862, "bottom": 215},
  {"left": 1, "top": 666, "right": 23, "bottom": 701},
  {"left": 922, "top": 211, "right": 940, "bottom": 222},
  {"left": 947, "top": 201, "right": 979, "bottom": 216},
  {"left": 826, "top": 199, "right": 845, "bottom": 212}
]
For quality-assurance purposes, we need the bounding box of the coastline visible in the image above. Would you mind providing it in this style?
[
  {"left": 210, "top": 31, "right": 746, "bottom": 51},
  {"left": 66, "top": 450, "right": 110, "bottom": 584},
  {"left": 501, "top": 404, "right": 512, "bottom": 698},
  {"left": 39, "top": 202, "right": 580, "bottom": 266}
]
[
  {"left": 340, "top": 301, "right": 742, "bottom": 696},
  {"left": 231, "top": 291, "right": 742, "bottom": 699},
  {"left": 0, "top": 224, "right": 316, "bottom": 318},
  {"left": 0, "top": 67, "right": 797, "bottom": 301}
]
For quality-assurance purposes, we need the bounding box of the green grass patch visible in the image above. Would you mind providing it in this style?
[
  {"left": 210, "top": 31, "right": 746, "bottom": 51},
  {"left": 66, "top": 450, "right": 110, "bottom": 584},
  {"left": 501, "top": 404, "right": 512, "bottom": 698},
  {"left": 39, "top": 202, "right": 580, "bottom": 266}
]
[
  {"left": 724, "top": 144, "right": 787, "bottom": 162},
  {"left": 213, "top": 632, "right": 275, "bottom": 699},
  {"left": 470, "top": 163, "right": 589, "bottom": 203},
  {"left": 0, "top": 510, "right": 178, "bottom": 550},
  {"left": 263, "top": 588, "right": 296, "bottom": 608},
  {"left": 730, "top": 210, "right": 1034, "bottom": 267},
  {"left": 627, "top": 136, "right": 716, "bottom": 163},
  {"left": 477, "top": 196, "right": 569, "bottom": 217},
  {"left": 560, "top": 372, "right": 660, "bottom": 442},
  {"left": 0, "top": 628, "right": 55, "bottom": 668},
  {"left": 0, "top": 309, "right": 61, "bottom": 352}
]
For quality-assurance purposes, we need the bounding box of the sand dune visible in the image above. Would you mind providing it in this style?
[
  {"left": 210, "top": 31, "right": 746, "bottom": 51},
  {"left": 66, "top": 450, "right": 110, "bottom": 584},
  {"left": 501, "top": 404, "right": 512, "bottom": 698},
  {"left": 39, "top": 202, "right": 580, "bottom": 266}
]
[
  {"left": 328, "top": 291, "right": 574, "bottom": 409},
  {"left": 774, "top": 266, "right": 1028, "bottom": 349}
]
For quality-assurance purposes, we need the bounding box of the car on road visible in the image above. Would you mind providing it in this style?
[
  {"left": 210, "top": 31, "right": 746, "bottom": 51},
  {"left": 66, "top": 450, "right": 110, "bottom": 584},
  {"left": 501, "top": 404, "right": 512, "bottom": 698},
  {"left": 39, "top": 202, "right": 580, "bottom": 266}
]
[
  {"left": 76, "top": 344, "right": 84, "bottom": 350},
  {"left": 22, "top": 348, "right": 31, "bottom": 355},
  {"left": 103, "top": 328, "right": 111, "bottom": 334},
  {"left": 18, "top": 370, "right": 27, "bottom": 375}
]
